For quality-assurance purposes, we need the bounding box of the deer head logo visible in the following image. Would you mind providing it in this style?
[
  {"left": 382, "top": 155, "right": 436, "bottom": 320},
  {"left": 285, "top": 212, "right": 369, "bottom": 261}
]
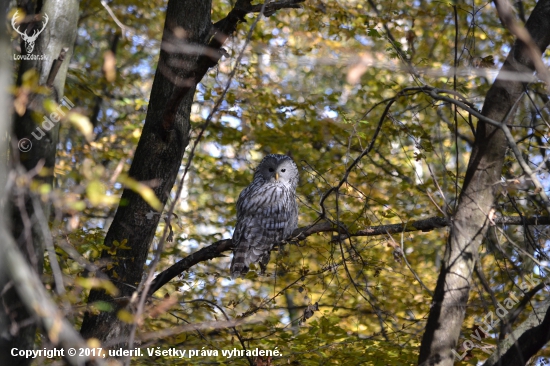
[{"left": 11, "top": 11, "right": 48, "bottom": 54}]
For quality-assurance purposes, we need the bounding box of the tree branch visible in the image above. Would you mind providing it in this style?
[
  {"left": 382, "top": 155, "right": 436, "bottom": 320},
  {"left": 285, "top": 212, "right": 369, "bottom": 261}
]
[
  {"left": 483, "top": 299, "right": 550, "bottom": 366},
  {"left": 147, "top": 215, "right": 550, "bottom": 296},
  {"left": 494, "top": 0, "right": 550, "bottom": 89},
  {"left": 81, "top": 0, "right": 305, "bottom": 344},
  {"left": 161, "top": 0, "right": 305, "bottom": 135},
  {"left": 0, "top": 226, "right": 104, "bottom": 366},
  {"left": 249, "top": 0, "right": 304, "bottom": 16}
]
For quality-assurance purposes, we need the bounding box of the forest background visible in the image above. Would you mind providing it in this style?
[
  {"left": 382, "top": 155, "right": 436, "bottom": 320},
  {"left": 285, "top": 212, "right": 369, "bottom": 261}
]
[{"left": 1, "top": 0, "right": 550, "bottom": 365}]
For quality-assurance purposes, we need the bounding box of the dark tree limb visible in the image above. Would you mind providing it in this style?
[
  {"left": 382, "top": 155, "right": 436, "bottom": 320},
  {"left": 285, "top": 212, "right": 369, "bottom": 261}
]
[
  {"left": 147, "top": 239, "right": 230, "bottom": 296},
  {"left": 80, "top": 0, "right": 213, "bottom": 342},
  {"left": 80, "top": 0, "right": 304, "bottom": 343},
  {"left": 160, "top": 0, "right": 305, "bottom": 137},
  {"left": 147, "top": 215, "right": 549, "bottom": 296},
  {"left": 499, "top": 282, "right": 547, "bottom": 339},
  {"left": 483, "top": 299, "right": 550, "bottom": 366}
]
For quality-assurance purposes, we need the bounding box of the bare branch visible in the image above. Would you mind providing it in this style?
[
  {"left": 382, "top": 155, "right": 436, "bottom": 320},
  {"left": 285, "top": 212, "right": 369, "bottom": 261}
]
[
  {"left": 100, "top": 0, "right": 134, "bottom": 37},
  {"left": 483, "top": 298, "right": 550, "bottom": 366},
  {"left": 0, "top": 227, "right": 104, "bottom": 366},
  {"left": 493, "top": 0, "right": 550, "bottom": 90},
  {"left": 426, "top": 86, "right": 550, "bottom": 214},
  {"left": 249, "top": 0, "right": 304, "bottom": 16},
  {"left": 147, "top": 215, "right": 550, "bottom": 295}
]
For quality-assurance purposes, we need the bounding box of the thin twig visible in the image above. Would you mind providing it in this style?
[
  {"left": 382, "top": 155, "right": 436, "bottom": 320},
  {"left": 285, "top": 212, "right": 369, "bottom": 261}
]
[
  {"left": 493, "top": 0, "right": 550, "bottom": 90},
  {"left": 425, "top": 86, "right": 550, "bottom": 214},
  {"left": 183, "top": 299, "right": 252, "bottom": 365},
  {"left": 395, "top": 224, "right": 433, "bottom": 296},
  {"left": 100, "top": 0, "right": 134, "bottom": 37},
  {"left": 319, "top": 95, "right": 392, "bottom": 217}
]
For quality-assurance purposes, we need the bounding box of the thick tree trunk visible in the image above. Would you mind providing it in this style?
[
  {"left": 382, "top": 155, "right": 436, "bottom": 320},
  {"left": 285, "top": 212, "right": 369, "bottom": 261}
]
[
  {"left": 79, "top": 0, "right": 212, "bottom": 342},
  {"left": 79, "top": 0, "right": 303, "bottom": 345},
  {"left": 0, "top": 1, "right": 13, "bottom": 362},
  {"left": 417, "top": 1, "right": 550, "bottom": 365},
  {"left": 0, "top": 1, "right": 79, "bottom": 365}
]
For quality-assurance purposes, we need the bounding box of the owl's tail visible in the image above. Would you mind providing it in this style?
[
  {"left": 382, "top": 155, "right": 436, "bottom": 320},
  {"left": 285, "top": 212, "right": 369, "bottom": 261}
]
[{"left": 230, "top": 246, "right": 249, "bottom": 279}]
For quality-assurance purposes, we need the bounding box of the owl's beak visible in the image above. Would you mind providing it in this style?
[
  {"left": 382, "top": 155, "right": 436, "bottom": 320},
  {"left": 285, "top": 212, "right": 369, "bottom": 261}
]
[{"left": 275, "top": 172, "right": 279, "bottom": 181}]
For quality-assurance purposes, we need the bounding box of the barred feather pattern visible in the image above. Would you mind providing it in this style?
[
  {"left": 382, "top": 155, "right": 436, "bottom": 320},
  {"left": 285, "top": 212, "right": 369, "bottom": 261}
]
[{"left": 230, "top": 154, "right": 299, "bottom": 279}]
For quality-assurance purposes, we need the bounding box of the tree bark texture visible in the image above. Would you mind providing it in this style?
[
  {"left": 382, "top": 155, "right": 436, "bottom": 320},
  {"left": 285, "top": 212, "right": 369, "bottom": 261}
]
[
  {"left": 79, "top": 0, "right": 305, "bottom": 346},
  {"left": 79, "top": 0, "right": 212, "bottom": 342},
  {"left": 418, "top": 1, "right": 550, "bottom": 365},
  {"left": 0, "top": 1, "right": 13, "bottom": 362},
  {"left": 1, "top": 1, "right": 79, "bottom": 365}
]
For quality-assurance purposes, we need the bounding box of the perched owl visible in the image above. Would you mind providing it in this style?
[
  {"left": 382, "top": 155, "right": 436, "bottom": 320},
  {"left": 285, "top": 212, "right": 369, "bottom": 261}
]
[{"left": 230, "top": 154, "right": 299, "bottom": 279}]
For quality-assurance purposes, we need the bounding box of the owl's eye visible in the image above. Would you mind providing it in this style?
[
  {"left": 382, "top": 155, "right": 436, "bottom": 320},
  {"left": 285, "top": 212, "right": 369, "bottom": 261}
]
[
  {"left": 281, "top": 169, "right": 286, "bottom": 173},
  {"left": 268, "top": 168, "right": 274, "bottom": 172}
]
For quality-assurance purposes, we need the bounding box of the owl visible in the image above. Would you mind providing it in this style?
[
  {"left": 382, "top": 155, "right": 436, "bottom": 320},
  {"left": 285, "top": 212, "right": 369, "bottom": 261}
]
[{"left": 230, "top": 154, "right": 299, "bottom": 279}]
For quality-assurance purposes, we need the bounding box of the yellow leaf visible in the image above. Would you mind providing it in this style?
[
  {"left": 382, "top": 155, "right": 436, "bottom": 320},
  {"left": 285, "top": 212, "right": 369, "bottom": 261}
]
[
  {"left": 86, "top": 180, "right": 106, "bottom": 205},
  {"left": 75, "top": 277, "right": 119, "bottom": 296},
  {"left": 68, "top": 112, "right": 94, "bottom": 142},
  {"left": 118, "top": 174, "right": 163, "bottom": 211},
  {"left": 117, "top": 309, "right": 135, "bottom": 324}
]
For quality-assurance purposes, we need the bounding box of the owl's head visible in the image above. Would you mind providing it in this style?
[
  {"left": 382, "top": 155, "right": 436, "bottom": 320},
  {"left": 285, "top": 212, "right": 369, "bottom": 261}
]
[{"left": 254, "top": 154, "right": 299, "bottom": 188}]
